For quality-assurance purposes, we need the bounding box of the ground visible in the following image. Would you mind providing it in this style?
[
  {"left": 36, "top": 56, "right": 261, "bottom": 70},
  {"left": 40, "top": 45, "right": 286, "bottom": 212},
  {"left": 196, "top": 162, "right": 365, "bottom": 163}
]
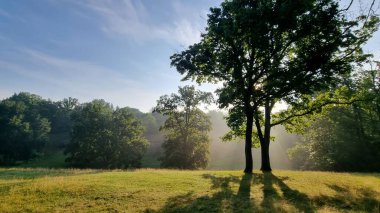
[{"left": 0, "top": 168, "right": 379, "bottom": 212}]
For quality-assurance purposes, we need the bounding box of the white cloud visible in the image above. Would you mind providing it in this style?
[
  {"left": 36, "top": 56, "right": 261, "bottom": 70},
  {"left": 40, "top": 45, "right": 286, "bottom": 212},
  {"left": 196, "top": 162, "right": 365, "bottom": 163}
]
[
  {"left": 75, "top": 0, "right": 203, "bottom": 46},
  {"left": 0, "top": 48, "right": 161, "bottom": 112}
]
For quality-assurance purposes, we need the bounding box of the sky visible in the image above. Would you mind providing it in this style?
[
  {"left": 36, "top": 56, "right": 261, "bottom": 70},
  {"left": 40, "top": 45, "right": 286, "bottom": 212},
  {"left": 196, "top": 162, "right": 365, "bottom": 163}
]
[{"left": 0, "top": 0, "right": 379, "bottom": 112}]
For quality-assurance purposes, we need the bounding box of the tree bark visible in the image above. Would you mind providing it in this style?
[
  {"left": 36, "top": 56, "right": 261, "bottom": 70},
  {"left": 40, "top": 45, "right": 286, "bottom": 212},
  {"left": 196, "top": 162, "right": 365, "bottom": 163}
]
[
  {"left": 261, "top": 101, "right": 272, "bottom": 172},
  {"left": 260, "top": 139, "right": 271, "bottom": 172},
  {"left": 244, "top": 110, "right": 254, "bottom": 173}
]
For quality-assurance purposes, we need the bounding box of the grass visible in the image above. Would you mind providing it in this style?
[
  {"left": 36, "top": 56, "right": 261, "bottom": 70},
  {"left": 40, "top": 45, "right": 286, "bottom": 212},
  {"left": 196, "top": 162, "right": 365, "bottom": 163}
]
[
  {"left": 0, "top": 169, "right": 379, "bottom": 212},
  {"left": 16, "top": 151, "right": 162, "bottom": 169},
  {"left": 16, "top": 151, "right": 68, "bottom": 168}
]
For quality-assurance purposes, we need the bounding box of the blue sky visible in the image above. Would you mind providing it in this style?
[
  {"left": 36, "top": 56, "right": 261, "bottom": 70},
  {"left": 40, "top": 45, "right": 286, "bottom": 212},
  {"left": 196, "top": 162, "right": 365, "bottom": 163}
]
[{"left": 0, "top": 0, "right": 379, "bottom": 112}]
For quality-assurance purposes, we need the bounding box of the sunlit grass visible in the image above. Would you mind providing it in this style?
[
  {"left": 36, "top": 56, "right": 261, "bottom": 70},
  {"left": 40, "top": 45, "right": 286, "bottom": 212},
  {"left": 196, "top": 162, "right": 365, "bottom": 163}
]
[{"left": 0, "top": 168, "right": 379, "bottom": 212}]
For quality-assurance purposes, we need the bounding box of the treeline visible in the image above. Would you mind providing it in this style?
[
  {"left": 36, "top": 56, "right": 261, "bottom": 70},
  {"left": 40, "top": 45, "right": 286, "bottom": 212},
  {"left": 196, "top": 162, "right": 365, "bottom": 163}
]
[
  {"left": 0, "top": 93, "right": 165, "bottom": 168},
  {"left": 1, "top": 68, "right": 379, "bottom": 172}
]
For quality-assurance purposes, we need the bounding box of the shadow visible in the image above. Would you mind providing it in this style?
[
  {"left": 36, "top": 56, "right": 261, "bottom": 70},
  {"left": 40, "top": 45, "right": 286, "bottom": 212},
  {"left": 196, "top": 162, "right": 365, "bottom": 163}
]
[
  {"left": 234, "top": 174, "right": 254, "bottom": 212},
  {"left": 145, "top": 172, "right": 379, "bottom": 213},
  {"left": 312, "top": 184, "right": 380, "bottom": 212},
  {"left": 145, "top": 173, "right": 257, "bottom": 213},
  {"left": 256, "top": 172, "right": 314, "bottom": 212},
  {"left": 256, "top": 173, "right": 379, "bottom": 212}
]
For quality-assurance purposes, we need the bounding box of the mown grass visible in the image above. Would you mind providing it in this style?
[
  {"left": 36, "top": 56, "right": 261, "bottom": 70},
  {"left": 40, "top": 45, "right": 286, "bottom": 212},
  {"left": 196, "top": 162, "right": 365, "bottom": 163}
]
[{"left": 0, "top": 168, "right": 379, "bottom": 212}]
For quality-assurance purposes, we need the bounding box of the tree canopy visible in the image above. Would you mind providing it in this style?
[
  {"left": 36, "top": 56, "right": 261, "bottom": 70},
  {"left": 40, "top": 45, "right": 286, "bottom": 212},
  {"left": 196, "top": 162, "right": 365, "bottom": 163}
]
[
  {"left": 65, "top": 100, "right": 148, "bottom": 169},
  {"left": 170, "top": 0, "right": 379, "bottom": 172},
  {"left": 154, "top": 86, "right": 213, "bottom": 169},
  {"left": 289, "top": 64, "right": 380, "bottom": 172},
  {"left": 0, "top": 93, "right": 51, "bottom": 165}
]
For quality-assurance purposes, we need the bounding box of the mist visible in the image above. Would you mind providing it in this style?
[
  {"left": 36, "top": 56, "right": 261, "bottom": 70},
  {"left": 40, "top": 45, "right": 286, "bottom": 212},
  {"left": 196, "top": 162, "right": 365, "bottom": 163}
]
[
  {"left": 142, "top": 110, "right": 300, "bottom": 170},
  {"left": 206, "top": 111, "right": 299, "bottom": 170}
]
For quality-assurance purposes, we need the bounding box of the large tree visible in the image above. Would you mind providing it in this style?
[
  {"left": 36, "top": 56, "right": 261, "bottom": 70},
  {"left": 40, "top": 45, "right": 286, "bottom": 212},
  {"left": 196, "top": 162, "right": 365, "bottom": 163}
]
[
  {"left": 170, "top": 0, "right": 378, "bottom": 172},
  {"left": 65, "top": 100, "right": 148, "bottom": 168},
  {"left": 154, "top": 86, "right": 213, "bottom": 169},
  {"left": 289, "top": 63, "right": 380, "bottom": 172},
  {"left": 0, "top": 93, "right": 51, "bottom": 165}
]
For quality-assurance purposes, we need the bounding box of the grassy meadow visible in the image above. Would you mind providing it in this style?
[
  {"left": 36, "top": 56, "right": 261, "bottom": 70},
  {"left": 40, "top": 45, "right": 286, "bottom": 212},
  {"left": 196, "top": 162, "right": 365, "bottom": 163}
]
[{"left": 0, "top": 168, "right": 379, "bottom": 212}]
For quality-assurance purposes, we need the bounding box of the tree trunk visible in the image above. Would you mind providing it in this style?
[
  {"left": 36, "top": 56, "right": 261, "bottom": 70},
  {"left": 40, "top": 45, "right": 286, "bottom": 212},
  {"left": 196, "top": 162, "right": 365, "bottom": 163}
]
[
  {"left": 244, "top": 111, "right": 254, "bottom": 173},
  {"left": 260, "top": 101, "right": 272, "bottom": 172},
  {"left": 260, "top": 138, "right": 271, "bottom": 172}
]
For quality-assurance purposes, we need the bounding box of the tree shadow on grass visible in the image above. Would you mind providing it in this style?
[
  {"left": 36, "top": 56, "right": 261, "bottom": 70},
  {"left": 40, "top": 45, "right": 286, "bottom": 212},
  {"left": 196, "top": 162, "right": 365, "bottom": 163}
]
[
  {"left": 145, "top": 172, "right": 379, "bottom": 213},
  {"left": 313, "top": 184, "right": 380, "bottom": 212},
  {"left": 256, "top": 172, "right": 314, "bottom": 212},
  {"left": 257, "top": 172, "right": 379, "bottom": 212},
  {"left": 144, "top": 173, "right": 258, "bottom": 213},
  {"left": 144, "top": 172, "right": 313, "bottom": 213}
]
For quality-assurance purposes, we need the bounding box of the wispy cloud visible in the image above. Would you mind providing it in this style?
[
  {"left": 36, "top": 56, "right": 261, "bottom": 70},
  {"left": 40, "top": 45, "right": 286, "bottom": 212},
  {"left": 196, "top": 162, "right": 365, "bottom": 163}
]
[
  {"left": 74, "top": 0, "right": 204, "bottom": 46},
  {"left": 0, "top": 8, "right": 26, "bottom": 23},
  {"left": 0, "top": 8, "right": 13, "bottom": 19},
  {"left": 0, "top": 48, "right": 161, "bottom": 111}
]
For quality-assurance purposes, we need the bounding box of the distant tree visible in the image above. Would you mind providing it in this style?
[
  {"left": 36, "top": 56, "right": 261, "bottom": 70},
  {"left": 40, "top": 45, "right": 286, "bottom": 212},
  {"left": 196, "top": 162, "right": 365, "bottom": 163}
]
[
  {"left": 58, "top": 97, "right": 79, "bottom": 112},
  {"left": 170, "top": 0, "right": 379, "bottom": 172},
  {"left": 123, "top": 107, "right": 166, "bottom": 154},
  {"left": 154, "top": 86, "right": 213, "bottom": 169},
  {"left": 0, "top": 93, "right": 51, "bottom": 165},
  {"left": 115, "top": 107, "right": 166, "bottom": 167},
  {"left": 47, "top": 97, "right": 79, "bottom": 149},
  {"left": 65, "top": 100, "right": 148, "bottom": 168}
]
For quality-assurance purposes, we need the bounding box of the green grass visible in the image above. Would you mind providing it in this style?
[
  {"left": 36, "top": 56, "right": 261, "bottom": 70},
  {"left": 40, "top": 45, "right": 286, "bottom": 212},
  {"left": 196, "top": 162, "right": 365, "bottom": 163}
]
[
  {"left": 16, "top": 151, "right": 68, "bottom": 168},
  {"left": 16, "top": 151, "right": 162, "bottom": 169},
  {"left": 0, "top": 169, "right": 379, "bottom": 212},
  {"left": 141, "top": 154, "right": 161, "bottom": 168}
]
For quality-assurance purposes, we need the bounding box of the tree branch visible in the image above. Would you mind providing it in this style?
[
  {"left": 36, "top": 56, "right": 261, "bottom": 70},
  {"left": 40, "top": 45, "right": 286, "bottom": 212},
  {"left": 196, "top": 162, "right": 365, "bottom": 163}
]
[
  {"left": 339, "top": 0, "right": 354, "bottom": 12},
  {"left": 253, "top": 111, "right": 264, "bottom": 142},
  {"left": 270, "top": 99, "right": 369, "bottom": 127},
  {"left": 363, "top": 0, "right": 376, "bottom": 26}
]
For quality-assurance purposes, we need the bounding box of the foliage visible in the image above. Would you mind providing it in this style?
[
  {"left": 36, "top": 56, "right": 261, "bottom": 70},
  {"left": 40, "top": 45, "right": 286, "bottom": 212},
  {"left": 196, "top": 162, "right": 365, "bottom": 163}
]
[
  {"left": 0, "top": 93, "right": 51, "bottom": 165},
  {"left": 154, "top": 86, "right": 213, "bottom": 169},
  {"left": 65, "top": 100, "right": 148, "bottom": 169},
  {"left": 47, "top": 97, "right": 79, "bottom": 150},
  {"left": 170, "top": 0, "right": 379, "bottom": 172},
  {"left": 125, "top": 107, "right": 166, "bottom": 155},
  {"left": 288, "top": 67, "right": 380, "bottom": 172},
  {"left": 0, "top": 92, "right": 165, "bottom": 169}
]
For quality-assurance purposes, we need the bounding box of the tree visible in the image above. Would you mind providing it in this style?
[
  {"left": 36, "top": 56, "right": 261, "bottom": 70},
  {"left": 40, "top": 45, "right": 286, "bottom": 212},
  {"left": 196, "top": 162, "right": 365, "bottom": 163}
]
[
  {"left": 0, "top": 93, "right": 51, "bottom": 165},
  {"left": 153, "top": 86, "right": 213, "bottom": 169},
  {"left": 288, "top": 64, "right": 380, "bottom": 172},
  {"left": 47, "top": 97, "right": 79, "bottom": 149},
  {"left": 65, "top": 100, "right": 148, "bottom": 168},
  {"left": 170, "top": 0, "right": 379, "bottom": 172}
]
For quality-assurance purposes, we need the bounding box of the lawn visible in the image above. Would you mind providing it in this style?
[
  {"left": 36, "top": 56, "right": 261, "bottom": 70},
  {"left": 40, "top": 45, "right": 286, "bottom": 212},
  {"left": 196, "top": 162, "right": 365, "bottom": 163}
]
[{"left": 0, "top": 168, "right": 379, "bottom": 212}]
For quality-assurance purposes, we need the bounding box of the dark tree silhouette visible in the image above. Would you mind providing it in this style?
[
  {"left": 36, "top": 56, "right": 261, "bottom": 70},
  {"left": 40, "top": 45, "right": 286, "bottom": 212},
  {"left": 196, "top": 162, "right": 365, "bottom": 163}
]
[{"left": 170, "top": 0, "right": 379, "bottom": 172}]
